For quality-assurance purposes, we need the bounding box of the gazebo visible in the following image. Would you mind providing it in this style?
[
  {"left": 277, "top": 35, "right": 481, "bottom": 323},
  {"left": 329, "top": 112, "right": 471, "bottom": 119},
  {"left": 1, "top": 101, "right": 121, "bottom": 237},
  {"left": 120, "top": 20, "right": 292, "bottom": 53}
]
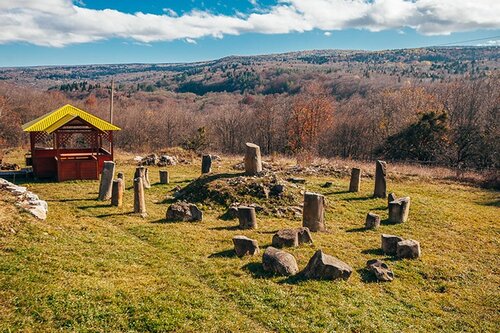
[{"left": 22, "top": 104, "right": 121, "bottom": 181}]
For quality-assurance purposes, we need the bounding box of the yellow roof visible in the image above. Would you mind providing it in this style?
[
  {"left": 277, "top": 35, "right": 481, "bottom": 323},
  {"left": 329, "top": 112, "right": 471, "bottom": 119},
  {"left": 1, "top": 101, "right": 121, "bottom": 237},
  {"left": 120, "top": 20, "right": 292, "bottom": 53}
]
[{"left": 22, "top": 104, "right": 121, "bottom": 133}]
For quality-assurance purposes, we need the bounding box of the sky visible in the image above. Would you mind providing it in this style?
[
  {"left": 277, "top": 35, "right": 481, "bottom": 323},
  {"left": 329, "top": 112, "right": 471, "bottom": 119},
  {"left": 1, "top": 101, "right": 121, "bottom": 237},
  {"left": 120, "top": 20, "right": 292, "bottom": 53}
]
[{"left": 0, "top": 0, "right": 499, "bottom": 67}]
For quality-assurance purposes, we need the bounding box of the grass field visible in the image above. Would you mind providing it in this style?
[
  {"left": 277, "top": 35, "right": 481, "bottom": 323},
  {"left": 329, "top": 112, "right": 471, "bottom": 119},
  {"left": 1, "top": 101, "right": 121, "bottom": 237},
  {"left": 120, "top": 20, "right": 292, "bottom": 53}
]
[{"left": 0, "top": 152, "right": 499, "bottom": 332}]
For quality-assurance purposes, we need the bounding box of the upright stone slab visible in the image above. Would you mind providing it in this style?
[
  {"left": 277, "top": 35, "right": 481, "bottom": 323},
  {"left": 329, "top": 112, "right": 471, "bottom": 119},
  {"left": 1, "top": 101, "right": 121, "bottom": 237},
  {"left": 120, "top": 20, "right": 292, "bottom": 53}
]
[
  {"left": 111, "top": 179, "right": 124, "bottom": 207},
  {"left": 133, "top": 177, "right": 147, "bottom": 217},
  {"left": 201, "top": 155, "right": 212, "bottom": 174},
  {"left": 396, "top": 239, "right": 421, "bottom": 259},
  {"left": 387, "top": 192, "right": 397, "bottom": 206},
  {"left": 244, "top": 142, "right": 262, "bottom": 175},
  {"left": 349, "top": 168, "right": 361, "bottom": 192},
  {"left": 238, "top": 206, "right": 257, "bottom": 229},
  {"left": 388, "top": 197, "right": 411, "bottom": 223},
  {"left": 159, "top": 170, "right": 169, "bottom": 184},
  {"left": 373, "top": 160, "right": 387, "bottom": 198},
  {"left": 302, "top": 192, "right": 325, "bottom": 232},
  {"left": 98, "top": 161, "right": 115, "bottom": 201},
  {"left": 134, "top": 166, "right": 151, "bottom": 189}
]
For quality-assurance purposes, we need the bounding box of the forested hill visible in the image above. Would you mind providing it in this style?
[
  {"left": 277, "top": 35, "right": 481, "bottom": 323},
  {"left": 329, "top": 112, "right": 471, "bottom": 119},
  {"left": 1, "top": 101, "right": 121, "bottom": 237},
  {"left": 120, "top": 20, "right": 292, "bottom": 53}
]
[{"left": 0, "top": 47, "right": 498, "bottom": 95}]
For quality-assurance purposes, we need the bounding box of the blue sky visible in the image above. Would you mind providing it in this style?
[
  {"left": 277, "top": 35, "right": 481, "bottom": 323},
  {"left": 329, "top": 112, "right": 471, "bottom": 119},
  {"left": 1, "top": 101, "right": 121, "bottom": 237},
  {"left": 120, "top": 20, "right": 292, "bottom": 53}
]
[{"left": 0, "top": 0, "right": 499, "bottom": 67}]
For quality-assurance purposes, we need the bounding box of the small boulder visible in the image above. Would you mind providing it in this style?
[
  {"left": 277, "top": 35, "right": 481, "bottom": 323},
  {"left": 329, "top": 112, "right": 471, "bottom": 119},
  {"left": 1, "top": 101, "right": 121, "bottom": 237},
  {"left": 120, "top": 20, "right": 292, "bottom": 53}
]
[
  {"left": 366, "top": 259, "right": 394, "bottom": 282},
  {"left": 272, "top": 229, "right": 299, "bottom": 248},
  {"left": 262, "top": 247, "right": 299, "bottom": 276},
  {"left": 233, "top": 236, "right": 260, "bottom": 257},
  {"left": 166, "top": 202, "right": 203, "bottom": 222},
  {"left": 381, "top": 234, "right": 404, "bottom": 255},
  {"left": 365, "top": 212, "right": 381, "bottom": 229},
  {"left": 396, "top": 239, "right": 421, "bottom": 259},
  {"left": 287, "top": 177, "right": 306, "bottom": 184},
  {"left": 225, "top": 204, "right": 239, "bottom": 219},
  {"left": 297, "top": 227, "right": 313, "bottom": 244},
  {"left": 302, "top": 250, "right": 352, "bottom": 281},
  {"left": 388, "top": 197, "right": 411, "bottom": 223},
  {"left": 388, "top": 192, "right": 397, "bottom": 206}
]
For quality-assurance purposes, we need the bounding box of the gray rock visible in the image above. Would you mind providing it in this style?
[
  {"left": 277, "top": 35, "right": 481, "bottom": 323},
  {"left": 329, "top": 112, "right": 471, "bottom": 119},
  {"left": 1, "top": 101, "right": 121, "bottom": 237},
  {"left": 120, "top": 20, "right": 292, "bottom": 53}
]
[
  {"left": 297, "top": 227, "right": 313, "bottom": 244},
  {"left": 166, "top": 202, "right": 203, "bottom": 222},
  {"left": 262, "top": 247, "right": 299, "bottom": 276},
  {"left": 287, "top": 177, "right": 306, "bottom": 184},
  {"left": 233, "top": 236, "right": 260, "bottom": 257},
  {"left": 388, "top": 192, "right": 397, "bottom": 206},
  {"left": 388, "top": 197, "right": 411, "bottom": 223},
  {"left": 365, "top": 212, "right": 381, "bottom": 229},
  {"left": 272, "top": 229, "right": 299, "bottom": 248},
  {"left": 381, "top": 234, "right": 404, "bottom": 255},
  {"left": 396, "top": 239, "right": 421, "bottom": 259},
  {"left": 302, "top": 250, "right": 352, "bottom": 281},
  {"left": 226, "top": 204, "right": 239, "bottom": 219},
  {"left": 366, "top": 259, "right": 394, "bottom": 282},
  {"left": 270, "top": 184, "right": 286, "bottom": 197}
]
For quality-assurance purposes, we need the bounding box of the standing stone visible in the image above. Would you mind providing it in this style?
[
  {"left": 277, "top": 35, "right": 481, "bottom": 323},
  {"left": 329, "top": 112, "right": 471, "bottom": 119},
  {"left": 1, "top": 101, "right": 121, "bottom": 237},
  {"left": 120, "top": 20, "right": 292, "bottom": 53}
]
[
  {"left": 349, "top": 168, "right": 361, "bottom": 192},
  {"left": 389, "top": 197, "right": 411, "bottom": 223},
  {"left": 388, "top": 192, "right": 397, "bottom": 206},
  {"left": 117, "top": 172, "right": 124, "bottom": 183},
  {"left": 396, "top": 239, "right": 421, "bottom": 259},
  {"left": 381, "top": 234, "right": 404, "bottom": 255},
  {"left": 302, "top": 192, "right": 325, "bottom": 232},
  {"left": 111, "top": 179, "right": 124, "bottom": 207},
  {"left": 201, "top": 155, "right": 212, "bottom": 174},
  {"left": 244, "top": 143, "right": 262, "bottom": 175},
  {"left": 262, "top": 247, "right": 299, "bottom": 276},
  {"left": 373, "top": 160, "right": 387, "bottom": 198},
  {"left": 365, "top": 212, "right": 381, "bottom": 229},
  {"left": 366, "top": 259, "right": 394, "bottom": 282},
  {"left": 301, "top": 250, "right": 352, "bottom": 281},
  {"left": 98, "top": 161, "right": 115, "bottom": 201},
  {"left": 238, "top": 206, "right": 257, "bottom": 229},
  {"left": 133, "top": 177, "right": 147, "bottom": 217},
  {"left": 134, "top": 166, "right": 151, "bottom": 189},
  {"left": 159, "top": 170, "right": 169, "bottom": 184},
  {"left": 233, "top": 236, "right": 260, "bottom": 257}
]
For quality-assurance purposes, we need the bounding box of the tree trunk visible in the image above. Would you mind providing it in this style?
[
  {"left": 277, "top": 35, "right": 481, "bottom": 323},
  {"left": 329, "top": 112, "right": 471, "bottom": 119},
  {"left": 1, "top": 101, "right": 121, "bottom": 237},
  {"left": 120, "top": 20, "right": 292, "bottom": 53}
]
[{"left": 98, "top": 161, "right": 115, "bottom": 200}]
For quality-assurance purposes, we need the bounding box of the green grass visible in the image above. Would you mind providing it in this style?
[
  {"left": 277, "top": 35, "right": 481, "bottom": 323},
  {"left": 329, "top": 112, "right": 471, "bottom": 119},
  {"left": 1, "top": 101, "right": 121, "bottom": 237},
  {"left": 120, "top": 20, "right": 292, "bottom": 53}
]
[{"left": 1, "top": 155, "right": 499, "bottom": 332}]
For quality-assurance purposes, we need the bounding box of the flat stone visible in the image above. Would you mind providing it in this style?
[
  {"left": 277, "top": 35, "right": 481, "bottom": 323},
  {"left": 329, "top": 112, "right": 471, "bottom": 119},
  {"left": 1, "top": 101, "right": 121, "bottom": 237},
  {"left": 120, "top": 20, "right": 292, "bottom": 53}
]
[
  {"left": 366, "top": 259, "right": 394, "bottom": 282},
  {"left": 262, "top": 247, "right": 299, "bottom": 276},
  {"left": 233, "top": 236, "right": 260, "bottom": 257},
  {"left": 381, "top": 234, "right": 404, "bottom": 255},
  {"left": 302, "top": 250, "right": 352, "bottom": 281},
  {"left": 396, "top": 239, "right": 421, "bottom": 259}
]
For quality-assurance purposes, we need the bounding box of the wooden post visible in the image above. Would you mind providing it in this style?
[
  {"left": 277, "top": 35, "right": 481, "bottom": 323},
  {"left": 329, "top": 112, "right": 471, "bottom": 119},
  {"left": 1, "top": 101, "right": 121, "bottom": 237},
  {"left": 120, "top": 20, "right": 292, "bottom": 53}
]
[
  {"left": 201, "top": 155, "right": 212, "bottom": 174},
  {"left": 134, "top": 166, "right": 151, "bottom": 189},
  {"left": 111, "top": 179, "right": 124, "bottom": 207},
  {"left": 244, "top": 143, "right": 262, "bottom": 175},
  {"left": 159, "top": 170, "right": 169, "bottom": 184},
  {"left": 302, "top": 192, "right": 325, "bottom": 232},
  {"left": 238, "top": 206, "right": 257, "bottom": 229},
  {"left": 98, "top": 161, "right": 115, "bottom": 200},
  {"left": 134, "top": 177, "right": 147, "bottom": 216},
  {"left": 373, "top": 160, "right": 387, "bottom": 198},
  {"left": 117, "top": 171, "right": 124, "bottom": 183},
  {"left": 349, "top": 168, "right": 361, "bottom": 192}
]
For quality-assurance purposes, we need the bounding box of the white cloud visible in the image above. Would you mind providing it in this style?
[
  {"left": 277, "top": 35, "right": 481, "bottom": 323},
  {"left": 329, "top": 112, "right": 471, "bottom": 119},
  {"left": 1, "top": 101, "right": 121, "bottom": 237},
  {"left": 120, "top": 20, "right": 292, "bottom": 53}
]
[
  {"left": 185, "top": 38, "right": 197, "bottom": 44},
  {"left": 477, "top": 39, "right": 500, "bottom": 46},
  {"left": 324, "top": 31, "right": 331, "bottom": 36},
  {"left": 0, "top": 0, "right": 499, "bottom": 47}
]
